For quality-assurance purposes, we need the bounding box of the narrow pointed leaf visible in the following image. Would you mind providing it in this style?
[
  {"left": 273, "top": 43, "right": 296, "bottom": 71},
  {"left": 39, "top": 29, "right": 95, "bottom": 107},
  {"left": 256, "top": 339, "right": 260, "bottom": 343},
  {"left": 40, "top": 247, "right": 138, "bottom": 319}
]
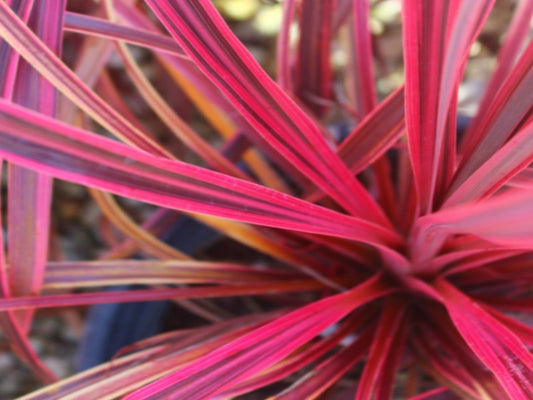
[
  {"left": 435, "top": 278, "right": 533, "bottom": 399},
  {"left": 124, "top": 275, "right": 391, "bottom": 399},
  {"left": 294, "top": 0, "right": 334, "bottom": 117},
  {"left": 403, "top": 0, "right": 493, "bottom": 212},
  {"left": 145, "top": 0, "right": 391, "bottom": 224},
  {"left": 7, "top": 0, "right": 64, "bottom": 333},
  {"left": 19, "top": 314, "right": 278, "bottom": 400},
  {"left": 103, "top": 2, "right": 247, "bottom": 179},
  {"left": 0, "top": 1, "right": 170, "bottom": 156},
  {"left": 43, "top": 260, "right": 299, "bottom": 289},
  {"left": 416, "top": 189, "right": 533, "bottom": 261},
  {"left": 450, "top": 40, "right": 533, "bottom": 197},
  {"left": 349, "top": 0, "right": 377, "bottom": 115},
  {"left": 63, "top": 11, "right": 186, "bottom": 57},
  {"left": 445, "top": 108, "right": 533, "bottom": 207},
  {"left": 356, "top": 299, "right": 407, "bottom": 399},
  {"left": 0, "top": 281, "right": 324, "bottom": 312},
  {"left": 0, "top": 100, "right": 404, "bottom": 248},
  {"left": 218, "top": 308, "right": 375, "bottom": 399},
  {"left": 459, "top": 0, "right": 533, "bottom": 156},
  {"left": 273, "top": 327, "right": 373, "bottom": 400}
]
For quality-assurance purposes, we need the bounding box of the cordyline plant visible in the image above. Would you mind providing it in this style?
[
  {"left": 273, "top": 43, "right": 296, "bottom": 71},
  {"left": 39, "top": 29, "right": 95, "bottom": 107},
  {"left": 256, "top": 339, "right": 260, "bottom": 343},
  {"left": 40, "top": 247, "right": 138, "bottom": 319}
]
[{"left": 1, "top": 0, "right": 533, "bottom": 398}]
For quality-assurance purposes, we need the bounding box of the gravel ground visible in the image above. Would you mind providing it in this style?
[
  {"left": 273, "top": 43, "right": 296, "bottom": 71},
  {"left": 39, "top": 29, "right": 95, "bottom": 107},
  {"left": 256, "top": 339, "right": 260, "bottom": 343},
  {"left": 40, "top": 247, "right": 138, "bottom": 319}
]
[{"left": 0, "top": 315, "right": 79, "bottom": 399}]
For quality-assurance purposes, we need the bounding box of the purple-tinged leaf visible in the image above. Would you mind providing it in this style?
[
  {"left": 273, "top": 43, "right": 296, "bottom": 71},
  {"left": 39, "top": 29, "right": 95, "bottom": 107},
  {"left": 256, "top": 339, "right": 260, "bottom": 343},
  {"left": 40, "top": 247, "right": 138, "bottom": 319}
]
[
  {"left": 20, "top": 313, "right": 279, "bottom": 400},
  {"left": 63, "top": 11, "right": 187, "bottom": 57},
  {"left": 305, "top": 87, "right": 404, "bottom": 205},
  {"left": 145, "top": 0, "right": 391, "bottom": 225},
  {"left": 444, "top": 113, "right": 533, "bottom": 207},
  {"left": 7, "top": 167, "right": 52, "bottom": 329},
  {"left": 113, "top": 0, "right": 305, "bottom": 190},
  {"left": 450, "top": 40, "right": 533, "bottom": 199},
  {"left": 459, "top": 0, "right": 533, "bottom": 156},
  {"left": 43, "top": 260, "right": 300, "bottom": 289},
  {"left": 419, "top": 309, "right": 508, "bottom": 399},
  {"left": 412, "top": 331, "right": 481, "bottom": 399},
  {"left": 277, "top": 0, "right": 297, "bottom": 90},
  {"left": 0, "top": 1, "right": 170, "bottom": 157},
  {"left": 272, "top": 327, "right": 373, "bottom": 399},
  {"left": 0, "top": 165, "right": 55, "bottom": 383},
  {"left": 0, "top": 0, "right": 33, "bottom": 98},
  {"left": 349, "top": 0, "right": 376, "bottom": 116},
  {"left": 435, "top": 278, "right": 533, "bottom": 399},
  {"left": 103, "top": 5, "right": 248, "bottom": 180},
  {"left": 355, "top": 298, "right": 407, "bottom": 399},
  {"left": 0, "top": 100, "right": 404, "bottom": 249},
  {"left": 338, "top": 86, "right": 404, "bottom": 174},
  {"left": 58, "top": 19, "right": 115, "bottom": 122},
  {"left": 218, "top": 307, "right": 376, "bottom": 399},
  {"left": 442, "top": 249, "right": 521, "bottom": 277},
  {"left": 0, "top": 0, "right": 57, "bottom": 383},
  {"left": 123, "top": 275, "right": 392, "bottom": 399},
  {"left": 104, "top": 6, "right": 233, "bottom": 173},
  {"left": 294, "top": 0, "right": 334, "bottom": 117},
  {"left": 403, "top": 0, "right": 494, "bottom": 213},
  {"left": 7, "top": 0, "right": 64, "bottom": 333},
  {"left": 415, "top": 189, "right": 533, "bottom": 264},
  {"left": 0, "top": 281, "right": 324, "bottom": 312}
]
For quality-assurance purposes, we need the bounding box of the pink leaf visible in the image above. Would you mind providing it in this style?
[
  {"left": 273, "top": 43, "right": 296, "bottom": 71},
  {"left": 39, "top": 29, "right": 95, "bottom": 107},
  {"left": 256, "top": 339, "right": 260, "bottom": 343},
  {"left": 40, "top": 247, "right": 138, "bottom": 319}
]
[
  {"left": 0, "top": 100, "right": 404, "bottom": 248},
  {"left": 293, "top": 0, "right": 334, "bottom": 117},
  {"left": 403, "top": 0, "right": 494, "bottom": 212},
  {"left": 356, "top": 299, "right": 407, "bottom": 399},
  {"left": 435, "top": 278, "right": 533, "bottom": 399},
  {"left": 459, "top": 0, "right": 533, "bottom": 156},
  {"left": 124, "top": 275, "right": 392, "bottom": 399},
  {"left": 415, "top": 189, "right": 533, "bottom": 263},
  {"left": 272, "top": 327, "right": 373, "bottom": 399},
  {"left": 349, "top": 0, "right": 377, "bottom": 116},
  {"left": 0, "top": 1, "right": 170, "bottom": 157},
  {"left": 7, "top": 0, "right": 64, "bottom": 333},
  {"left": 450, "top": 40, "right": 533, "bottom": 199},
  {"left": 0, "top": 281, "right": 324, "bottom": 312},
  {"left": 144, "top": 0, "right": 390, "bottom": 224}
]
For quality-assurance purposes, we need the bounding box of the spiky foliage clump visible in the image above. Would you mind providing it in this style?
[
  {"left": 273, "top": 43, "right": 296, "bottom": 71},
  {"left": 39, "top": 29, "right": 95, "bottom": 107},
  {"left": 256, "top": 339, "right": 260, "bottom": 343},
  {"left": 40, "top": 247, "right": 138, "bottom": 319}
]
[{"left": 1, "top": 0, "right": 533, "bottom": 399}]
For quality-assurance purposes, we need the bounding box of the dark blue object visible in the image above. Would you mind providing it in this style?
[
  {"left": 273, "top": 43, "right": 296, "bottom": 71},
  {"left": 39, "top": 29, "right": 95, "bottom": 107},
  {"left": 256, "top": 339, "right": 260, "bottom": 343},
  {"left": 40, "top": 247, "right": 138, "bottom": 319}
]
[{"left": 76, "top": 215, "right": 219, "bottom": 371}]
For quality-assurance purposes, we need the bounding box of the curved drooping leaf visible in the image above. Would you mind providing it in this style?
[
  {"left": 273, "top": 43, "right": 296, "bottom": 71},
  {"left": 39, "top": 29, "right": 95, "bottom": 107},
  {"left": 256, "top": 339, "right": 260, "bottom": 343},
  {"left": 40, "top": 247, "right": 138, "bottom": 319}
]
[{"left": 0, "top": 1, "right": 170, "bottom": 156}]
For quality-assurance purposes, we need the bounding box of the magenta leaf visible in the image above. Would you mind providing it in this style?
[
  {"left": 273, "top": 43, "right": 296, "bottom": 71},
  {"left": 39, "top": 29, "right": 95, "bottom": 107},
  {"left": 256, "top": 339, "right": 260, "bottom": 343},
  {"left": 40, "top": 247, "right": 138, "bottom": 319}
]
[
  {"left": 403, "top": 0, "right": 494, "bottom": 212},
  {"left": 7, "top": 0, "right": 64, "bottom": 334},
  {"left": 355, "top": 298, "right": 407, "bottom": 399},
  {"left": 349, "top": 0, "right": 377, "bottom": 116},
  {"left": 144, "top": 0, "right": 391, "bottom": 225},
  {"left": 124, "top": 274, "right": 392, "bottom": 399},
  {"left": 0, "top": 100, "right": 403, "bottom": 248},
  {"left": 459, "top": 0, "right": 533, "bottom": 157},
  {"left": 435, "top": 278, "right": 533, "bottom": 399},
  {"left": 293, "top": 0, "right": 334, "bottom": 117},
  {"left": 450, "top": 40, "right": 533, "bottom": 198},
  {"left": 0, "top": 1, "right": 170, "bottom": 157}
]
